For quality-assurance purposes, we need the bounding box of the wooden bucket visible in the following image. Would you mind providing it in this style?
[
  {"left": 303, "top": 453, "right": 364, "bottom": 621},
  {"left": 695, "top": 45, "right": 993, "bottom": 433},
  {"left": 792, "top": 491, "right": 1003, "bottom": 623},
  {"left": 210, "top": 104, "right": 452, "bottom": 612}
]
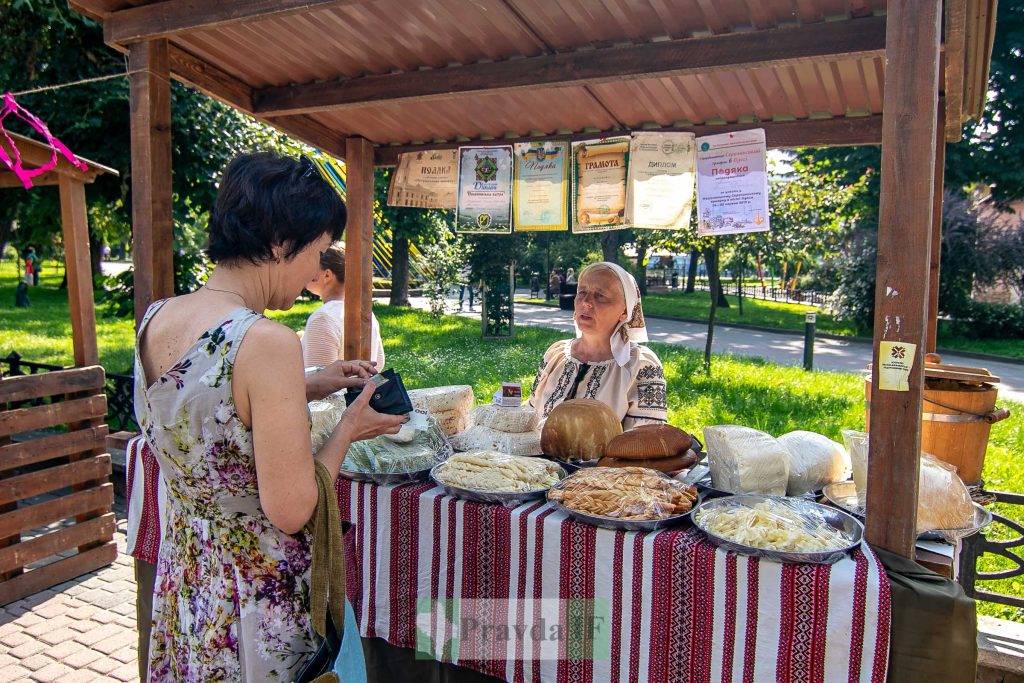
[{"left": 865, "top": 357, "right": 1010, "bottom": 486}]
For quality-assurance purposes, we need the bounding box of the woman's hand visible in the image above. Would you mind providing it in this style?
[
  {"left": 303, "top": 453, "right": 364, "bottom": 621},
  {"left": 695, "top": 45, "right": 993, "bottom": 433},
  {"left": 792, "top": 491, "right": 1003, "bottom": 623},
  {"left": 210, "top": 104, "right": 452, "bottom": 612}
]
[
  {"left": 334, "top": 382, "right": 407, "bottom": 442},
  {"left": 305, "top": 359, "right": 379, "bottom": 401}
]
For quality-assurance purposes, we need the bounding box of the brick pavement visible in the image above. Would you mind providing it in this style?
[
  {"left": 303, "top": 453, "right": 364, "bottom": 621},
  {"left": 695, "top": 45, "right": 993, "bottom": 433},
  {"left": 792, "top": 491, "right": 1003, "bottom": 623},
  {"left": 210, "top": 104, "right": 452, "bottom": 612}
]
[{"left": 0, "top": 504, "right": 139, "bottom": 682}]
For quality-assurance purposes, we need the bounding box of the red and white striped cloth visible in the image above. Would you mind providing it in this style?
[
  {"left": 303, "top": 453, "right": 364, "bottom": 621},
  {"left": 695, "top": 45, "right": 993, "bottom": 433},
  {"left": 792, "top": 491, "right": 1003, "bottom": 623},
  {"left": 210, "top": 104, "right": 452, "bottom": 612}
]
[
  {"left": 125, "top": 435, "right": 166, "bottom": 565},
  {"left": 337, "top": 480, "right": 891, "bottom": 683}
]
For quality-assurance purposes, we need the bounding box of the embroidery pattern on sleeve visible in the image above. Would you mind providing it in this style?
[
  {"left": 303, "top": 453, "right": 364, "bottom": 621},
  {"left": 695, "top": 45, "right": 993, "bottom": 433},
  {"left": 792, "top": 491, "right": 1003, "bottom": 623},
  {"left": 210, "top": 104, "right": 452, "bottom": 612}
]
[{"left": 636, "top": 363, "right": 667, "bottom": 411}]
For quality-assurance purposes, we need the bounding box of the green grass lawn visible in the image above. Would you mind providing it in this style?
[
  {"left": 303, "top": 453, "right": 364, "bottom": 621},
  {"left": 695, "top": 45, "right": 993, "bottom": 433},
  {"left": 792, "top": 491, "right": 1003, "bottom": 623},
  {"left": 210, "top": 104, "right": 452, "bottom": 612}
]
[
  {"left": 520, "top": 289, "right": 1024, "bottom": 360},
  {"left": 2, "top": 260, "right": 1023, "bottom": 621}
]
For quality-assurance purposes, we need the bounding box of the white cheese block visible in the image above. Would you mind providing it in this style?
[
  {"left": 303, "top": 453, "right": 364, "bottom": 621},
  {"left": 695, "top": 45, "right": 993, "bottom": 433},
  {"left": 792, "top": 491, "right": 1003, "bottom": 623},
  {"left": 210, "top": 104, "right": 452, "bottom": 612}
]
[
  {"left": 430, "top": 408, "right": 471, "bottom": 437},
  {"left": 917, "top": 453, "right": 975, "bottom": 534},
  {"left": 472, "top": 404, "right": 539, "bottom": 433},
  {"left": 703, "top": 425, "right": 790, "bottom": 496},
  {"left": 409, "top": 385, "right": 474, "bottom": 415},
  {"left": 450, "top": 425, "right": 543, "bottom": 457},
  {"left": 777, "top": 431, "right": 852, "bottom": 496}
]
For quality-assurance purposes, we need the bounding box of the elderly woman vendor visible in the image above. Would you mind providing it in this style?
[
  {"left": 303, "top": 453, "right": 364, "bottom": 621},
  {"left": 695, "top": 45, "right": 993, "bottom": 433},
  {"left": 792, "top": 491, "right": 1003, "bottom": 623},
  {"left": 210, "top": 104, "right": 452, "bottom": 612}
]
[{"left": 528, "top": 261, "right": 668, "bottom": 428}]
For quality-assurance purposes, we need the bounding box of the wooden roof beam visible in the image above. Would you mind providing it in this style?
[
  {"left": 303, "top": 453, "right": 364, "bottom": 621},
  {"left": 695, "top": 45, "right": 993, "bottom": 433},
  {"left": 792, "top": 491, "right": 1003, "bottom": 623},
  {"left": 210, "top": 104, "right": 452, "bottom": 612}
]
[
  {"left": 253, "top": 15, "right": 888, "bottom": 117},
  {"left": 373, "top": 114, "right": 886, "bottom": 166},
  {"left": 104, "top": 0, "right": 358, "bottom": 46},
  {"left": 165, "top": 45, "right": 348, "bottom": 158}
]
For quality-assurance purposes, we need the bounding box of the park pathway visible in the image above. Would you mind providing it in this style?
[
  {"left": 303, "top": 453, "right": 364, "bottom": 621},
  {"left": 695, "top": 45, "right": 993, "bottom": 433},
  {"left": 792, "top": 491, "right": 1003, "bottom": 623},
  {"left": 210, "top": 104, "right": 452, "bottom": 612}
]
[{"left": 397, "top": 296, "right": 1024, "bottom": 403}]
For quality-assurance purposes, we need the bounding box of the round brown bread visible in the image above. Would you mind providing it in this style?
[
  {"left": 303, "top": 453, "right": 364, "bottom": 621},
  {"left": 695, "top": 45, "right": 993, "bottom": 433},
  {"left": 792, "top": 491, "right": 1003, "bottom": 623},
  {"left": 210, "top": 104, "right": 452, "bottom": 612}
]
[
  {"left": 597, "top": 451, "right": 698, "bottom": 473},
  {"left": 541, "top": 398, "right": 622, "bottom": 461},
  {"left": 604, "top": 424, "right": 693, "bottom": 460}
]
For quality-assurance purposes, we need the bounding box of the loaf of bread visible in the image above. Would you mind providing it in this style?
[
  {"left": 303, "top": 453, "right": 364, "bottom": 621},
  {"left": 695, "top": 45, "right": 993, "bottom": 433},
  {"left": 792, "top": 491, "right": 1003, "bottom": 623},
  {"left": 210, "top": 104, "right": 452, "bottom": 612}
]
[
  {"left": 597, "top": 452, "right": 697, "bottom": 473},
  {"left": 605, "top": 424, "right": 693, "bottom": 460},
  {"left": 540, "top": 399, "right": 622, "bottom": 461}
]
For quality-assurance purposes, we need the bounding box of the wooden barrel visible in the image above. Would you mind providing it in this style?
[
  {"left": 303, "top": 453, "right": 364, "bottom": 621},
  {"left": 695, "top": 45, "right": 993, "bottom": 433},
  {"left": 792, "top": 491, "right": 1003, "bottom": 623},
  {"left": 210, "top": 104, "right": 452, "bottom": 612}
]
[{"left": 865, "top": 378, "right": 1000, "bottom": 485}]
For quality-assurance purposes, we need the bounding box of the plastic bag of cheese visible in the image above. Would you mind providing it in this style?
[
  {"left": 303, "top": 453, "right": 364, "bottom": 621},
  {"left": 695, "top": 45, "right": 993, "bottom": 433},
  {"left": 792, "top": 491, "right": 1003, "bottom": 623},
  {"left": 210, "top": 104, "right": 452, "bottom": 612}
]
[
  {"left": 450, "top": 424, "right": 543, "bottom": 457},
  {"left": 472, "top": 404, "right": 539, "bottom": 433},
  {"left": 777, "top": 430, "right": 852, "bottom": 496},
  {"left": 703, "top": 425, "right": 790, "bottom": 496},
  {"left": 842, "top": 429, "right": 976, "bottom": 539},
  {"left": 343, "top": 414, "right": 453, "bottom": 475}
]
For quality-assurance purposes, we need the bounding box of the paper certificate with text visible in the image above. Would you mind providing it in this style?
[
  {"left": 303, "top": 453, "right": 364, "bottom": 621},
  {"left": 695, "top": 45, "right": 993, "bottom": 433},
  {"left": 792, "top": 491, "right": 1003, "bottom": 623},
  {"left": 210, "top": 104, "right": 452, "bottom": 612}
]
[
  {"left": 626, "top": 132, "right": 696, "bottom": 230},
  {"left": 387, "top": 150, "right": 458, "bottom": 208},
  {"left": 456, "top": 146, "right": 513, "bottom": 234},
  {"left": 572, "top": 137, "right": 629, "bottom": 233},
  {"left": 513, "top": 142, "right": 568, "bottom": 232},
  {"left": 696, "top": 128, "right": 770, "bottom": 237}
]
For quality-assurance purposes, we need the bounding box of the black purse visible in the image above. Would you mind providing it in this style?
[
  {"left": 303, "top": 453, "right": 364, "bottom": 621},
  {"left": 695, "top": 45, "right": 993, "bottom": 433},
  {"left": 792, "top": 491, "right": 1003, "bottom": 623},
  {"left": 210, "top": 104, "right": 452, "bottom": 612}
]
[
  {"left": 294, "top": 612, "right": 343, "bottom": 683},
  {"left": 344, "top": 368, "right": 413, "bottom": 415}
]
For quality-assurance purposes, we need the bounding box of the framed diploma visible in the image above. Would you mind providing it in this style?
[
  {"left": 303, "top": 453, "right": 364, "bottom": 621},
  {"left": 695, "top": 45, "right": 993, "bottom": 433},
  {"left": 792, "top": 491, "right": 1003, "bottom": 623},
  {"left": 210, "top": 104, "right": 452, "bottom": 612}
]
[
  {"left": 571, "top": 136, "right": 630, "bottom": 233},
  {"left": 386, "top": 150, "right": 458, "bottom": 209},
  {"left": 625, "top": 132, "right": 696, "bottom": 230},
  {"left": 512, "top": 141, "right": 568, "bottom": 232},
  {"left": 456, "top": 146, "right": 514, "bottom": 234},
  {"left": 696, "top": 128, "right": 770, "bottom": 237}
]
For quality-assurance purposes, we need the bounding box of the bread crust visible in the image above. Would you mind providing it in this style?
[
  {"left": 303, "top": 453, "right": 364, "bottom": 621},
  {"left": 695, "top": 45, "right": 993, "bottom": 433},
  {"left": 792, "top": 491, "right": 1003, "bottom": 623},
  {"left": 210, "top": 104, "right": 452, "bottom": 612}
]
[{"left": 605, "top": 424, "right": 693, "bottom": 459}]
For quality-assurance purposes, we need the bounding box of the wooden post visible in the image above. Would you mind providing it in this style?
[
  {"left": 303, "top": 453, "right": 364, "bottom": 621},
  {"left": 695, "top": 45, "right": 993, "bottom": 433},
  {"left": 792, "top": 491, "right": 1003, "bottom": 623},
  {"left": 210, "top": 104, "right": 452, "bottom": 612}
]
[
  {"left": 129, "top": 39, "right": 173, "bottom": 328},
  {"left": 343, "top": 137, "right": 374, "bottom": 361},
  {"left": 57, "top": 176, "right": 100, "bottom": 367},
  {"left": 926, "top": 107, "right": 946, "bottom": 353},
  {"left": 866, "top": 0, "right": 942, "bottom": 557}
]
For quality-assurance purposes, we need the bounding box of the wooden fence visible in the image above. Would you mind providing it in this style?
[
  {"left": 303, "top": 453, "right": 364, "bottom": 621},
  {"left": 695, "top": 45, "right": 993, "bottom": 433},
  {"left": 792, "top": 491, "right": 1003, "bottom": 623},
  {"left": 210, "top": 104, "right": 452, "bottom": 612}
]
[{"left": 0, "top": 366, "right": 115, "bottom": 605}]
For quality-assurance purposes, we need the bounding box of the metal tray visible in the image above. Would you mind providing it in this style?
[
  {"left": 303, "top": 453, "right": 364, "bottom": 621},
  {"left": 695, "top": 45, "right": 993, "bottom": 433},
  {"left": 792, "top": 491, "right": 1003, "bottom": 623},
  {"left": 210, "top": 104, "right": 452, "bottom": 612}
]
[
  {"left": 822, "top": 480, "right": 993, "bottom": 541},
  {"left": 692, "top": 494, "right": 864, "bottom": 564},
  {"left": 548, "top": 498, "right": 693, "bottom": 531},
  {"left": 429, "top": 462, "right": 568, "bottom": 507},
  {"left": 338, "top": 466, "right": 433, "bottom": 486}
]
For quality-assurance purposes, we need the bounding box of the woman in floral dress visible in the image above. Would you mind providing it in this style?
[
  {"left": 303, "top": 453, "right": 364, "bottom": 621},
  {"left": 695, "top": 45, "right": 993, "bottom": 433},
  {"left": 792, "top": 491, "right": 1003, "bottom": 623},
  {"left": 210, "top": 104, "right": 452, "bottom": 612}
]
[{"left": 134, "top": 152, "right": 405, "bottom": 681}]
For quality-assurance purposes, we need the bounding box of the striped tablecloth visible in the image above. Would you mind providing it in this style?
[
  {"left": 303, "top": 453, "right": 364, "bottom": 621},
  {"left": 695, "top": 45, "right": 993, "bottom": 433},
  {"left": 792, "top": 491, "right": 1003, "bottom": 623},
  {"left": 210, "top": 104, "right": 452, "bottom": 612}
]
[{"left": 338, "top": 480, "right": 890, "bottom": 683}]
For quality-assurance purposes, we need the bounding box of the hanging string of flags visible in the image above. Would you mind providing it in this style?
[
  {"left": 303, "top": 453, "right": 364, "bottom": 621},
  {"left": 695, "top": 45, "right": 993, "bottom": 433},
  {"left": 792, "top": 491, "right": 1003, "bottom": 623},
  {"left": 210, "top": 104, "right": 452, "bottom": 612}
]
[{"left": 386, "top": 129, "right": 770, "bottom": 237}]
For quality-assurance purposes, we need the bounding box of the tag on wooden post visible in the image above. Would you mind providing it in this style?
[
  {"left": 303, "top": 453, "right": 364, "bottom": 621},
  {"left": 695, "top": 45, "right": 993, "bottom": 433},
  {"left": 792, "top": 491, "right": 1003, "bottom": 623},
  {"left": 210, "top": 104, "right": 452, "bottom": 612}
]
[{"left": 878, "top": 341, "right": 917, "bottom": 391}]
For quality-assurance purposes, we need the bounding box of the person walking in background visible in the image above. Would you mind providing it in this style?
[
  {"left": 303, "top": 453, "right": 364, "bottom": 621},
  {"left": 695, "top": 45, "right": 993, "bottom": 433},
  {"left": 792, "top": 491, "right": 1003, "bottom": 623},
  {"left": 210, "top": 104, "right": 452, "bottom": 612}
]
[
  {"left": 302, "top": 245, "right": 385, "bottom": 369},
  {"left": 548, "top": 268, "right": 561, "bottom": 299},
  {"left": 22, "top": 245, "right": 37, "bottom": 286},
  {"left": 530, "top": 273, "right": 540, "bottom": 299},
  {"left": 458, "top": 265, "right": 476, "bottom": 311},
  {"left": 565, "top": 267, "right": 576, "bottom": 285}
]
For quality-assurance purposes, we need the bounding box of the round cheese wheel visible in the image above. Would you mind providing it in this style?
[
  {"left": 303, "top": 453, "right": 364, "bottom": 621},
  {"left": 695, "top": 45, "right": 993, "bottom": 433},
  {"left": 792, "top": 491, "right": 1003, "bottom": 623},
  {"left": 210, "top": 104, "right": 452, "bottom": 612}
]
[
  {"left": 605, "top": 424, "right": 693, "bottom": 459},
  {"left": 541, "top": 398, "right": 622, "bottom": 461}
]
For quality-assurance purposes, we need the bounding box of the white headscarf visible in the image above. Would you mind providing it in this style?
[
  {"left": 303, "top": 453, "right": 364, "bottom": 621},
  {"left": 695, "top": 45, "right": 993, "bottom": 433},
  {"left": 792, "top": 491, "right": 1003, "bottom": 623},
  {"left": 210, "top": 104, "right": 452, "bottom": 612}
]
[{"left": 574, "top": 262, "right": 648, "bottom": 367}]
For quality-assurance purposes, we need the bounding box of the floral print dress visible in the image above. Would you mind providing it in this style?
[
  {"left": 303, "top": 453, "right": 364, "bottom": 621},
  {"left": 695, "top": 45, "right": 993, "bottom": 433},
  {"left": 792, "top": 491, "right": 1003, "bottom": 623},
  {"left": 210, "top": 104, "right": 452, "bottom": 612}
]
[{"left": 134, "top": 301, "right": 316, "bottom": 681}]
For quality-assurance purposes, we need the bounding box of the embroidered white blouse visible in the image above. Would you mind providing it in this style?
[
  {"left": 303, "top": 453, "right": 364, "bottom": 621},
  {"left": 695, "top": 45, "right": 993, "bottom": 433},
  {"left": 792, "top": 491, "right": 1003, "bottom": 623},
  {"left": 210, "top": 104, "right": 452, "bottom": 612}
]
[{"left": 527, "top": 338, "right": 668, "bottom": 429}]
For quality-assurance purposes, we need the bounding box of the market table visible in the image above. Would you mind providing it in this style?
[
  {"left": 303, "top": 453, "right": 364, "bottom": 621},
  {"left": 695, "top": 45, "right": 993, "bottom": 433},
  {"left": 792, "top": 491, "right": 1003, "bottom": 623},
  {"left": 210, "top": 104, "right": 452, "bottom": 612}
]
[{"left": 338, "top": 479, "right": 891, "bottom": 683}]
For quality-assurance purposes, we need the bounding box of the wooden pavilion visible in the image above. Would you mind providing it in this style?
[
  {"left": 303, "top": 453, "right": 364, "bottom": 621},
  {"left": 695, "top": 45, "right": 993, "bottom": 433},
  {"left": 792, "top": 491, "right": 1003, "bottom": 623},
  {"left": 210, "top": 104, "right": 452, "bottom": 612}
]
[{"left": 69, "top": 0, "right": 997, "bottom": 560}]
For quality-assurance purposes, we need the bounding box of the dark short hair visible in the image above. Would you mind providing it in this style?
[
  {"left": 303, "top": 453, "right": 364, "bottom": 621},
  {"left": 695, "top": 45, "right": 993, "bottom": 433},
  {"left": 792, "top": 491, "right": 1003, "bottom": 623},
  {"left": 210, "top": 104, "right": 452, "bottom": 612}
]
[
  {"left": 206, "top": 152, "right": 346, "bottom": 264},
  {"left": 319, "top": 246, "right": 345, "bottom": 282}
]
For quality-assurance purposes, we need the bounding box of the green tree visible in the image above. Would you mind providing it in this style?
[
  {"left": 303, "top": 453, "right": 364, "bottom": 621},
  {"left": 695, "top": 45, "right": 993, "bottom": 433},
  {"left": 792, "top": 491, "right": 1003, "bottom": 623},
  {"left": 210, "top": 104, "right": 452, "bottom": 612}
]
[
  {"left": 373, "top": 169, "right": 452, "bottom": 306},
  {"left": 1, "top": 0, "right": 300, "bottom": 287}
]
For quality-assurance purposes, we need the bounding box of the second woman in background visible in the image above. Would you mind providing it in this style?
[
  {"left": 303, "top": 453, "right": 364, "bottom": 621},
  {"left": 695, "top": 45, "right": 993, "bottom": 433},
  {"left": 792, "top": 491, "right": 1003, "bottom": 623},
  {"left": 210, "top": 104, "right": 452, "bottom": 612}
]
[{"left": 302, "top": 246, "right": 385, "bottom": 369}]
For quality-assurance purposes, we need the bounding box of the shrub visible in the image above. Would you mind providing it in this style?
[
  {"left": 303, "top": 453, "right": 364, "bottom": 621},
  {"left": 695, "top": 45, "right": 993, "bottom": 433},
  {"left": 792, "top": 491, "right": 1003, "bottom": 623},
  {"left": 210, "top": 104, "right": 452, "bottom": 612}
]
[{"left": 953, "top": 301, "right": 1024, "bottom": 339}]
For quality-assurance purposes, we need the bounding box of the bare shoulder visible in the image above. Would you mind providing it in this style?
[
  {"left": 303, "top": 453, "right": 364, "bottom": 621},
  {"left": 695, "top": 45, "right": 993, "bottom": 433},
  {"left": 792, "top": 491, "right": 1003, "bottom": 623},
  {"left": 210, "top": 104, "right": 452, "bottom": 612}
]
[{"left": 235, "top": 318, "right": 302, "bottom": 368}]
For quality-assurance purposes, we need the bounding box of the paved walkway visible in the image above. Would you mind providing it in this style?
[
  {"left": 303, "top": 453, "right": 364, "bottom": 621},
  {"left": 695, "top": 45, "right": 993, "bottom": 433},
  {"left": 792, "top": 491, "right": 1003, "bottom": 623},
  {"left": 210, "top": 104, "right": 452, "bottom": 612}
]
[
  {"left": 399, "top": 296, "right": 1024, "bottom": 403},
  {"left": 0, "top": 505, "right": 138, "bottom": 682}
]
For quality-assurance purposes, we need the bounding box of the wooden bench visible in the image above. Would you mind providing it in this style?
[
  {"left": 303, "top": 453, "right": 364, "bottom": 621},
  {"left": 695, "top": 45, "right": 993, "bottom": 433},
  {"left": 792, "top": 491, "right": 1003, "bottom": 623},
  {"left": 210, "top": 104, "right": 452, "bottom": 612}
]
[{"left": 0, "top": 366, "right": 115, "bottom": 605}]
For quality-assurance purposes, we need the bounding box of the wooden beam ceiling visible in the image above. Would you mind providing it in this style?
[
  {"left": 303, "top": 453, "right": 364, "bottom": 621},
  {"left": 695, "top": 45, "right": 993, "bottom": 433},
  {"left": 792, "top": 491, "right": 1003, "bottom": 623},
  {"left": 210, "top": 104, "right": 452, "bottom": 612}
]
[
  {"left": 373, "top": 115, "right": 886, "bottom": 166},
  {"left": 104, "top": 0, "right": 356, "bottom": 45},
  {"left": 253, "top": 15, "right": 888, "bottom": 117},
  {"left": 165, "top": 45, "right": 348, "bottom": 158}
]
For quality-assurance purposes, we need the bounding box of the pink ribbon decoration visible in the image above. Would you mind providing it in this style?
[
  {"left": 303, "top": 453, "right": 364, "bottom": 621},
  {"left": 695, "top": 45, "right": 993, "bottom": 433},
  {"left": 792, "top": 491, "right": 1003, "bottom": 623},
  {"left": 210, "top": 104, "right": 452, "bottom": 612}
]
[{"left": 0, "top": 92, "right": 89, "bottom": 189}]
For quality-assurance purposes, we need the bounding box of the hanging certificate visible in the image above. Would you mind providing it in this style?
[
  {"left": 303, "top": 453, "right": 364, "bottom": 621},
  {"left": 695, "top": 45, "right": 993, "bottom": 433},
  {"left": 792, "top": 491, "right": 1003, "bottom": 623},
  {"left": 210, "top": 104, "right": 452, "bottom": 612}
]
[
  {"left": 512, "top": 142, "right": 568, "bottom": 232},
  {"left": 626, "top": 132, "right": 696, "bottom": 230},
  {"left": 572, "top": 136, "right": 629, "bottom": 233},
  {"left": 387, "top": 150, "right": 458, "bottom": 208},
  {"left": 456, "top": 146, "right": 513, "bottom": 234},
  {"left": 696, "top": 128, "right": 770, "bottom": 237}
]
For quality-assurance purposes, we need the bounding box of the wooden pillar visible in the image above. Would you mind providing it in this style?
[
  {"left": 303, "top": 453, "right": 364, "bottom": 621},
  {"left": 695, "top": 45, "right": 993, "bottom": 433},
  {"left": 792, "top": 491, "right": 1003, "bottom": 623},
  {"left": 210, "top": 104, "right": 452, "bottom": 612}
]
[
  {"left": 926, "top": 107, "right": 946, "bottom": 353},
  {"left": 343, "top": 137, "right": 374, "bottom": 361},
  {"left": 57, "top": 176, "right": 99, "bottom": 367},
  {"left": 866, "top": 0, "right": 942, "bottom": 557},
  {"left": 129, "top": 39, "right": 173, "bottom": 328}
]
